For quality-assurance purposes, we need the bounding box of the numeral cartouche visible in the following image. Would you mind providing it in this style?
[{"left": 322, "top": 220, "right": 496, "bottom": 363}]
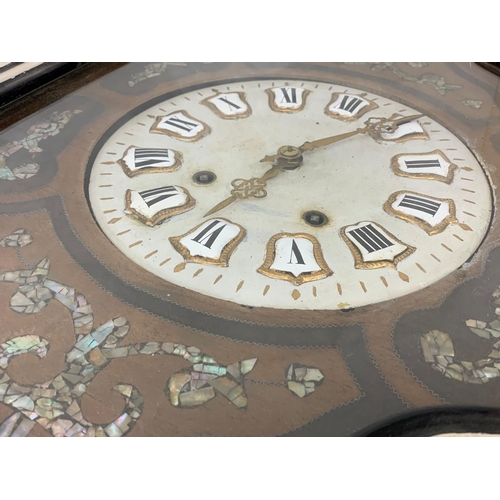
[
  {"left": 201, "top": 91, "right": 252, "bottom": 119},
  {"left": 150, "top": 111, "right": 210, "bottom": 141},
  {"left": 258, "top": 233, "right": 332, "bottom": 285},
  {"left": 341, "top": 221, "right": 415, "bottom": 269},
  {"left": 391, "top": 150, "right": 457, "bottom": 183},
  {"left": 265, "top": 86, "right": 310, "bottom": 113},
  {"left": 124, "top": 185, "right": 195, "bottom": 226},
  {"left": 169, "top": 218, "right": 246, "bottom": 266},
  {"left": 384, "top": 191, "right": 458, "bottom": 235},
  {"left": 325, "top": 93, "right": 378, "bottom": 121},
  {"left": 118, "top": 145, "right": 183, "bottom": 177}
]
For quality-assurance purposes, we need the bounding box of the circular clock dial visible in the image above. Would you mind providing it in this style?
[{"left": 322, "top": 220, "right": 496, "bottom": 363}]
[{"left": 88, "top": 79, "right": 493, "bottom": 311}]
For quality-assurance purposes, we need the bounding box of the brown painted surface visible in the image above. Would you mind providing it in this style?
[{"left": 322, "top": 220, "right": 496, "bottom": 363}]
[{"left": 0, "top": 212, "right": 358, "bottom": 436}]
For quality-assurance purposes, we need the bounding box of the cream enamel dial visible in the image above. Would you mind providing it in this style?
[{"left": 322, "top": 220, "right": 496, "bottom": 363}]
[{"left": 88, "top": 79, "right": 493, "bottom": 311}]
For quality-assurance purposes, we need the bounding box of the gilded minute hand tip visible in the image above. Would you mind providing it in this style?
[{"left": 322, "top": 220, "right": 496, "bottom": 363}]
[{"left": 392, "top": 113, "right": 424, "bottom": 125}]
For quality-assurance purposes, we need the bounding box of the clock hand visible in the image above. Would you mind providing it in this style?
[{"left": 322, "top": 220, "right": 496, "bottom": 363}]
[
  {"left": 204, "top": 165, "right": 282, "bottom": 217},
  {"left": 363, "top": 112, "right": 424, "bottom": 139},
  {"left": 260, "top": 113, "right": 424, "bottom": 163},
  {"left": 205, "top": 113, "right": 424, "bottom": 217},
  {"left": 298, "top": 127, "right": 366, "bottom": 153}
]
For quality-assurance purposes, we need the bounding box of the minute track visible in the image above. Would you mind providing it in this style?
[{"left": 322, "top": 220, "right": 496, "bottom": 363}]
[{"left": 87, "top": 78, "right": 492, "bottom": 313}]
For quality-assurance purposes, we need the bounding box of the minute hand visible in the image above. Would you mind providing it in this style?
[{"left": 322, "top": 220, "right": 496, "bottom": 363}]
[
  {"left": 299, "top": 127, "right": 366, "bottom": 152},
  {"left": 302, "top": 113, "right": 425, "bottom": 151},
  {"left": 259, "top": 113, "right": 424, "bottom": 163},
  {"left": 259, "top": 128, "right": 364, "bottom": 163}
]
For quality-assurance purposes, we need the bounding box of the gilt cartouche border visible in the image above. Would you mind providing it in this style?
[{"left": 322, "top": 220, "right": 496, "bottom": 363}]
[
  {"left": 124, "top": 186, "right": 195, "bottom": 227},
  {"left": 324, "top": 92, "right": 379, "bottom": 122},
  {"left": 169, "top": 217, "right": 246, "bottom": 267},
  {"left": 390, "top": 149, "right": 457, "bottom": 184},
  {"left": 340, "top": 221, "right": 416, "bottom": 270},
  {"left": 383, "top": 190, "right": 458, "bottom": 235},
  {"left": 117, "top": 145, "right": 183, "bottom": 177},
  {"left": 257, "top": 233, "right": 333, "bottom": 286},
  {"left": 200, "top": 90, "right": 252, "bottom": 120},
  {"left": 150, "top": 110, "right": 211, "bottom": 142},
  {"left": 265, "top": 87, "right": 311, "bottom": 114},
  {"left": 380, "top": 120, "right": 429, "bottom": 143}
]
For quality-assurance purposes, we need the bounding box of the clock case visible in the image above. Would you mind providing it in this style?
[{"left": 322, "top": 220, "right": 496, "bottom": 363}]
[{"left": 2, "top": 62, "right": 500, "bottom": 436}]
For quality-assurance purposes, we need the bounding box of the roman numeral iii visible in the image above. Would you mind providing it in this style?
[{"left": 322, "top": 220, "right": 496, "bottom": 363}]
[{"left": 390, "top": 150, "right": 457, "bottom": 184}]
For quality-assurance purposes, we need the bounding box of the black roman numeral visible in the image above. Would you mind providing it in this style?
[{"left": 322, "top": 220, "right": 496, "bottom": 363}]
[
  {"left": 398, "top": 194, "right": 441, "bottom": 216},
  {"left": 134, "top": 148, "right": 170, "bottom": 168},
  {"left": 348, "top": 224, "right": 394, "bottom": 253},
  {"left": 404, "top": 159, "right": 441, "bottom": 169},
  {"left": 337, "top": 95, "right": 363, "bottom": 113},
  {"left": 139, "top": 186, "right": 179, "bottom": 207},
  {"left": 192, "top": 220, "right": 226, "bottom": 249},
  {"left": 218, "top": 96, "right": 241, "bottom": 111},
  {"left": 280, "top": 87, "right": 297, "bottom": 104},
  {"left": 288, "top": 239, "right": 306, "bottom": 265},
  {"left": 165, "top": 116, "right": 199, "bottom": 132}
]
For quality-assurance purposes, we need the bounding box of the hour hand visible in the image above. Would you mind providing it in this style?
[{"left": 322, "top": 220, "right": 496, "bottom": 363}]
[{"left": 204, "top": 165, "right": 281, "bottom": 217}]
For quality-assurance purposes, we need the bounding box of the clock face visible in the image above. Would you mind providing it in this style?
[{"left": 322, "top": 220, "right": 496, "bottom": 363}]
[{"left": 88, "top": 79, "right": 493, "bottom": 311}]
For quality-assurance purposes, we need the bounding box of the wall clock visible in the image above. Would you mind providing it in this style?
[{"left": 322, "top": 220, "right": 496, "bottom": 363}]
[
  {"left": 88, "top": 77, "right": 493, "bottom": 312},
  {"left": 2, "top": 63, "right": 500, "bottom": 438}
]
